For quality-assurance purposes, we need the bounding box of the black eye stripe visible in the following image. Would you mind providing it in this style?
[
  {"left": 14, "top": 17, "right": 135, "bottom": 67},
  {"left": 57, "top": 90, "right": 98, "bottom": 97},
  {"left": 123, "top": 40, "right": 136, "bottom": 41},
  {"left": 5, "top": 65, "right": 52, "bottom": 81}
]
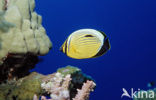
[
  {"left": 84, "top": 35, "right": 94, "bottom": 37},
  {"left": 65, "top": 40, "right": 68, "bottom": 54}
]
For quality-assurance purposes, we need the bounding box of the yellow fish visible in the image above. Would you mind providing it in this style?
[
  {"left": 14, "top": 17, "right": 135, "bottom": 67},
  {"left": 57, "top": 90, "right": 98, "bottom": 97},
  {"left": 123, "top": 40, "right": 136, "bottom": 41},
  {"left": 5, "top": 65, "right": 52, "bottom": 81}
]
[{"left": 60, "top": 29, "right": 111, "bottom": 59}]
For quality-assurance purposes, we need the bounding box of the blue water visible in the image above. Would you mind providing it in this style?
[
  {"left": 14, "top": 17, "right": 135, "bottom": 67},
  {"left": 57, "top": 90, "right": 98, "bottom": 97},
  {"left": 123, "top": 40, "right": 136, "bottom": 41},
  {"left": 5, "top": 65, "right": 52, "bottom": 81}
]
[{"left": 33, "top": 0, "right": 156, "bottom": 100}]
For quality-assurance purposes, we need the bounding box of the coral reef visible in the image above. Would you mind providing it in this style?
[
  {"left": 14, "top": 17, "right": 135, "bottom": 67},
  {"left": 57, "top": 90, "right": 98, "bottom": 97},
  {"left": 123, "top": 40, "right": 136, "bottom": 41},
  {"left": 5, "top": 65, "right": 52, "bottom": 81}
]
[
  {"left": 0, "top": 66, "right": 96, "bottom": 100},
  {"left": 41, "top": 73, "right": 71, "bottom": 100},
  {"left": 41, "top": 66, "right": 96, "bottom": 100},
  {"left": 37, "top": 81, "right": 96, "bottom": 100},
  {"left": 0, "top": 0, "right": 52, "bottom": 82},
  {"left": 0, "top": 0, "right": 96, "bottom": 100}
]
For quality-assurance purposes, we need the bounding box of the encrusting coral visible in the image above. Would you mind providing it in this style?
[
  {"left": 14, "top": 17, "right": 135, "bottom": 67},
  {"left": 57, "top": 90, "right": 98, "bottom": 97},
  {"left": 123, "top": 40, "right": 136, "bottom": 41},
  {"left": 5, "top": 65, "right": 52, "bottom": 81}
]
[
  {"left": 0, "top": 72, "right": 43, "bottom": 100},
  {"left": 0, "top": 0, "right": 52, "bottom": 82}
]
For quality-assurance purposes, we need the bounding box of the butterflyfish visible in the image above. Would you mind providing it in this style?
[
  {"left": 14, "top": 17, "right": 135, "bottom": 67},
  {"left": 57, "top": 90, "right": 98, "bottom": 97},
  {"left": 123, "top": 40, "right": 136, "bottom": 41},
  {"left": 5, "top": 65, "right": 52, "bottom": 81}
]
[{"left": 60, "top": 29, "right": 111, "bottom": 59}]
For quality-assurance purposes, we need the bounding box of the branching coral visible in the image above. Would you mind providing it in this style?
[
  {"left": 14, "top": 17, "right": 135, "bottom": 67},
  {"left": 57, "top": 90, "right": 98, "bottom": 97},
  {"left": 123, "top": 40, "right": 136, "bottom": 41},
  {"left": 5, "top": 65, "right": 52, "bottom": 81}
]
[
  {"left": 39, "top": 66, "right": 96, "bottom": 100},
  {"left": 41, "top": 73, "right": 71, "bottom": 100},
  {"left": 34, "top": 80, "right": 96, "bottom": 100},
  {"left": 73, "top": 80, "right": 96, "bottom": 100}
]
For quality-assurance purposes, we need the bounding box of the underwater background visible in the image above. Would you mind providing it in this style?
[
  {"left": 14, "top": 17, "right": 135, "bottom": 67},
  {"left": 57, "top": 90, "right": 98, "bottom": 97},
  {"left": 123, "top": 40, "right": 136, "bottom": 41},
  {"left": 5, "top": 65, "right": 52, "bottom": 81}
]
[{"left": 32, "top": 0, "right": 156, "bottom": 100}]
